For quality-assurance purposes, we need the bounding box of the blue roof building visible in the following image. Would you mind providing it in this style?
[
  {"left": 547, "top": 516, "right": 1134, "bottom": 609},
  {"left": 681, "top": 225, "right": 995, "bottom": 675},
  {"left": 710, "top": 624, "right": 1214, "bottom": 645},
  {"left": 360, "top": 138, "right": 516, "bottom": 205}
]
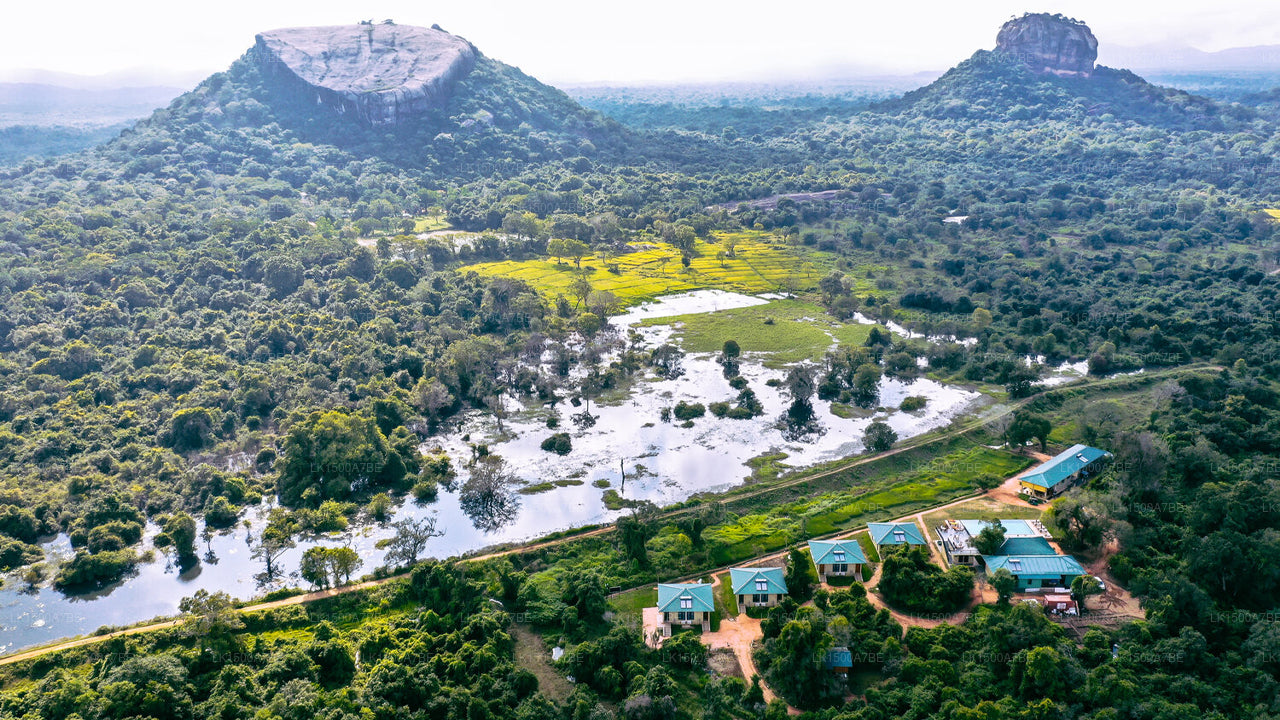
[
  {"left": 868, "top": 522, "right": 927, "bottom": 549},
  {"left": 656, "top": 583, "right": 715, "bottom": 614},
  {"left": 984, "top": 553, "right": 1086, "bottom": 590},
  {"left": 808, "top": 539, "right": 867, "bottom": 582},
  {"left": 1020, "top": 444, "right": 1111, "bottom": 498},
  {"left": 654, "top": 582, "right": 715, "bottom": 636},
  {"left": 730, "top": 567, "right": 789, "bottom": 608},
  {"left": 824, "top": 646, "right": 853, "bottom": 673}
]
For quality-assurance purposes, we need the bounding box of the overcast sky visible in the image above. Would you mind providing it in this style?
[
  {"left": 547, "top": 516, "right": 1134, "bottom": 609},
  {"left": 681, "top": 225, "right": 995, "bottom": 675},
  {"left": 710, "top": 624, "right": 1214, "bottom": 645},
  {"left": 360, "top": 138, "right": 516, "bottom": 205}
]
[{"left": 2, "top": 0, "right": 1278, "bottom": 85}]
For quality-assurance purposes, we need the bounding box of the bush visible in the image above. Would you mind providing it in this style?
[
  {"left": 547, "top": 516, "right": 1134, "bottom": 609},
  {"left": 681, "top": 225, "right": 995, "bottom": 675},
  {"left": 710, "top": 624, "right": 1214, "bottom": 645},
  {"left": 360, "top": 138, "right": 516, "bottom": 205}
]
[
  {"left": 540, "top": 433, "right": 573, "bottom": 455},
  {"left": 877, "top": 546, "right": 973, "bottom": 614},
  {"left": 673, "top": 401, "right": 706, "bottom": 421},
  {"left": 709, "top": 402, "right": 731, "bottom": 418},
  {"left": 863, "top": 421, "right": 898, "bottom": 453},
  {"left": 728, "top": 375, "right": 749, "bottom": 390},
  {"left": 662, "top": 631, "right": 708, "bottom": 669},
  {"left": 54, "top": 549, "right": 139, "bottom": 590},
  {"left": 204, "top": 496, "right": 241, "bottom": 528},
  {"left": 0, "top": 538, "right": 42, "bottom": 572},
  {"left": 367, "top": 493, "right": 393, "bottom": 521},
  {"left": 900, "top": 396, "right": 927, "bottom": 411},
  {"left": 412, "top": 479, "right": 439, "bottom": 502},
  {"left": 973, "top": 473, "right": 1002, "bottom": 491},
  {"left": 85, "top": 520, "right": 143, "bottom": 552}
]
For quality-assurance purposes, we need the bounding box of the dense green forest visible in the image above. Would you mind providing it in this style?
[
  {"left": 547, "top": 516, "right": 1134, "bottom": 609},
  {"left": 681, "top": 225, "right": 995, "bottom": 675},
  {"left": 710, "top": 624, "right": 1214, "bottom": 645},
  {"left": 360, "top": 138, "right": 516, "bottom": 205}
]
[{"left": 1, "top": 16, "right": 1280, "bottom": 720}]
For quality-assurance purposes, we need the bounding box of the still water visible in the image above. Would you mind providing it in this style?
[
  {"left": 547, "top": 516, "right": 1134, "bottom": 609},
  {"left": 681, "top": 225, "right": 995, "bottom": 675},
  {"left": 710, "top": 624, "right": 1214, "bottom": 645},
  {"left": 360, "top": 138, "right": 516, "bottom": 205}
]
[{"left": 0, "top": 290, "right": 985, "bottom": 654}]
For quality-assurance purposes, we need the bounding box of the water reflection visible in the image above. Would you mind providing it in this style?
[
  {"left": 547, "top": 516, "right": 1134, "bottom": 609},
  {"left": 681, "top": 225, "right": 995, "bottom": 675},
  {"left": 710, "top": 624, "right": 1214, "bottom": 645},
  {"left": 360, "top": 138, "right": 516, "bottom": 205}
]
[
  {"left": 0, "top": 290, "right": 989, "bottom": 655},
  {"left": 458, "top": 480, "right": 521, "bottom": 533}
]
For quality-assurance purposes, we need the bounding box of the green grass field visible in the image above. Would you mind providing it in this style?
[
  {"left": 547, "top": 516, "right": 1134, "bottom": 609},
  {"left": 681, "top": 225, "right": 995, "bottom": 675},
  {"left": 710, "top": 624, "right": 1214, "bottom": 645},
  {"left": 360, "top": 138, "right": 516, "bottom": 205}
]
[
  {"left": 413, "top": 213, "right": 450, "bottom": 232},
  {"left": 715, "top": 571, "right": 738, "bottom": 617},
  {"left": 855, "top": 530, "right": 881, "bottom": 564},
  {"left": 464, "top": 231, "right": 840, "bottom": 306},
  {"left": 609, "top": 585, "right": 657, "bottom": 627},
  {"left": 702, "top": 446, "right": 1030, "bottom": 565},
  {"left": 639, "top": 299, "right": 878, "bottom": 365},
  {"left": 921, "top": 497, "right": 1044, "bottom": 529}
]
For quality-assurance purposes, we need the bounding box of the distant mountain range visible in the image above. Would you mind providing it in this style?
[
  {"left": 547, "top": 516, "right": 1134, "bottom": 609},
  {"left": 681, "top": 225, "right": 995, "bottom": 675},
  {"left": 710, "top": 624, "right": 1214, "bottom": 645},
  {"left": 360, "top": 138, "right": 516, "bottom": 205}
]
[
  {"left": 0, "top": 67, "right": 205, "bottom": 91},
  {"left": 1100, "top": 43, "right": 1280, "bottom": 72},
  {"left": 3, "top": 20, "right": 1280, "bottom": 167}
]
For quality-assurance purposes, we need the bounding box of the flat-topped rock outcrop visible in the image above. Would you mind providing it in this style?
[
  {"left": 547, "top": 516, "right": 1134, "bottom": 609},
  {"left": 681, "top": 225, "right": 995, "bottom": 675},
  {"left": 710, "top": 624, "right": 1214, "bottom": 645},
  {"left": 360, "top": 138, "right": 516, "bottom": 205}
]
[
  {"left": 254, "top": 23, "right": 477, "bottom": 125},
  {"left": 996, "top": 13, "right": 1098, "bottom": 78}
]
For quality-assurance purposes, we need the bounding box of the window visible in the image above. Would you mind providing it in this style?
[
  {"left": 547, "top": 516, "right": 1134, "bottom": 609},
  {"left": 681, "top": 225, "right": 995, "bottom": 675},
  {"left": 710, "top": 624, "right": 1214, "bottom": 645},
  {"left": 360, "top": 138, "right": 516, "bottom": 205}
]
[
  {"left": 833, "top": 563, "right": 848, "bottom": 573},
  {"left": 679, "top": 597, "right": 692, "bottom": 610},
  {"left": 753, "top": 593, "right": 766, "bottom": 604},
  {"left": 893, "top": 530, "right": 906, "bottom": 542},
  {"left": 677, "top": 611, "right": 693, "bottom": 622},
  {"left": 755, "top": 579, "right": 768, "bottom": 592}
]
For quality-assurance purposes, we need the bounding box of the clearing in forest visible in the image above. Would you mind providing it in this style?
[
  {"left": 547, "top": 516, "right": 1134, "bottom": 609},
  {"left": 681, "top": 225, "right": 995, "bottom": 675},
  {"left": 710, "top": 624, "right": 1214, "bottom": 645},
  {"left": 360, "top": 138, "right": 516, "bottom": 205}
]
[
  {"left": 638, "top": 298, "right": 876, "bottom": 365},
  {"left": 464, "top": 230, "right": 838, "bottom": 306}
]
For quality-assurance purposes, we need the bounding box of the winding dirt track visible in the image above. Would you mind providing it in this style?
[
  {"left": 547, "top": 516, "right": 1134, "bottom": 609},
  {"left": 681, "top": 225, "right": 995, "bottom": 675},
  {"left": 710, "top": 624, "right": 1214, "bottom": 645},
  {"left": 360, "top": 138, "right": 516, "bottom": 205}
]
[{"left": 0, "top": 365, "right": 1209, "bottom": 667}]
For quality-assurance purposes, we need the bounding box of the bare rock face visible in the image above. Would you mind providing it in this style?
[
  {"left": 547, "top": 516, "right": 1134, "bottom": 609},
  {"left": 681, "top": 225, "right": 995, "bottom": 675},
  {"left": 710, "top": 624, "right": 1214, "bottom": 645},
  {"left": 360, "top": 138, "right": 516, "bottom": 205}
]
[
  {"left": 996, "top": 13, "right": 1098, "bottom": 78},
  {"left": 254, "top": 24, "right": 477, "bottom": 125}
]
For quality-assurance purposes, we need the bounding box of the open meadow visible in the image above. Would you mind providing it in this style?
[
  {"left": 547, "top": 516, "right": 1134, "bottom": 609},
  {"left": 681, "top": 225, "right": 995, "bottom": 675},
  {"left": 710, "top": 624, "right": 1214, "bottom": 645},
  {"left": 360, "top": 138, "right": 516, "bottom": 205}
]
[{"left": 465, "top": 230, "right": 843, "bottom": 306}]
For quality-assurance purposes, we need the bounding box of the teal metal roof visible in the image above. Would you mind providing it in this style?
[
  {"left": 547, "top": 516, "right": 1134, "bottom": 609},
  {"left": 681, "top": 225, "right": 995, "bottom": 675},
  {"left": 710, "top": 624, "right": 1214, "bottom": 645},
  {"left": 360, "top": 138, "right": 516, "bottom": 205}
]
[
  {"left": 825, "top": 647, "right": 853, "bottom": 669},
  {"left": 656, "top": 582, "right": 715, "bottom": 613},
  {"left": 730, "top": 567, "right": 789, "bottom": 596},
  {"left": 808, "top": 539, "right": 867, "bottom": 566},
  {"left": 984, "top": 554, "right": 1086, "bottom": 578},
  {"left": 960, "top": 519, "right": 1037, "bottom": 537},
  {"left": 997, "top": 537, "right": 1057, "bottom": 556},
  {"left": 868, "top": 522, "right": 926, "bottom": 546},
  {"left": 1021, "top": 444, "right": 1110, "bottom": 490}
]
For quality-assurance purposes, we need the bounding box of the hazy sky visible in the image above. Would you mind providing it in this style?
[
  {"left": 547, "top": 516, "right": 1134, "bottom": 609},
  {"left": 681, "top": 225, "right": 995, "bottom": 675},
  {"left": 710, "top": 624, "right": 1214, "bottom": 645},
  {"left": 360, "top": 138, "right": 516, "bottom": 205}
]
[{"left": 2, "top": 0, "right": 1279, "bottom": 85}]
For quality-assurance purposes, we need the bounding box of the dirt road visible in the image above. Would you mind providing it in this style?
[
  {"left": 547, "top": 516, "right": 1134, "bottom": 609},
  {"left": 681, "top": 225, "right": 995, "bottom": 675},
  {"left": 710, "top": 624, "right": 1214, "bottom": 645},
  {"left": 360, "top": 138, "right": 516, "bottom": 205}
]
[
  {"left": 701, "top": 614, "right": 774, "bottom": 703},
  {"left": 2, "top": 365, "right": 1208, "bottom": 666}
]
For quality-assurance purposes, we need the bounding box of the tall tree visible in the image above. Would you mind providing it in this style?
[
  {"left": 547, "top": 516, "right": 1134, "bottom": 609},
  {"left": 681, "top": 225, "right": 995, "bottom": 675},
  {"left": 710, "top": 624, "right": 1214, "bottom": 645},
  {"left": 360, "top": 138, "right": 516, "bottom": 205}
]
[
  {"left": 383, "top": 516, "right": 444, "bottom": 567},
  {"left": 785, "top": 548, "right": 818, "bottom": 602},
  {"left": 974, "top": 520, "right": 1007, "bottom": 555}
]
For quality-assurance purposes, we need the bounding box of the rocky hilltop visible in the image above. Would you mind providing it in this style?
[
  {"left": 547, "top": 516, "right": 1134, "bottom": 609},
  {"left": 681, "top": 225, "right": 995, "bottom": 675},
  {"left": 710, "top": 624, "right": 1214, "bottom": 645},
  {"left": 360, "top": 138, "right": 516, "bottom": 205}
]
[
  {"left": 996, "top": 13, "right": 1098, "bottom": 77},
  {"left": 254, "top": 24, "right": 477, "bottom": 126}
]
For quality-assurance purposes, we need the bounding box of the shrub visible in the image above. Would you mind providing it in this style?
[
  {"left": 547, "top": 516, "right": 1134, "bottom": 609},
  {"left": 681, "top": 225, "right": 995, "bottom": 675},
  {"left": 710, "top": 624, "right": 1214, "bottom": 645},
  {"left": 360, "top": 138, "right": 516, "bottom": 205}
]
[
  {"left": 709, "top": 402, "right": 731, "bottom": 418},
  {"left": 673, "top": 401, "right": 706, "bottom": 421},
  {"left": 900, "top": 396, "right": 928, "bottom": 411},
  {"left": 204, "top": 496, "right": 241, "bottom": 528},
  {"left": 974, "top": 473, "right": 1002, "bottom": 491},
  {"left": 412, "top": 479, "right": 439, "bottom": 502},
  {"left": 55, "top": 549, "right": 139, "bottom": 590},
  {"left": 0, "top": 538, "right": 42, "bottom": 572},
  {"left": 367, "top": 493, "right": 393, "bottom": 521},
  {"left": 540, "top": 433, "right": 573, "bottom": 455},
  {"left": 877, "top": 546, "right": 973, "bottom": 614},
  {"left": 863, "top": 420, "right": 898, "bottom": 453}
]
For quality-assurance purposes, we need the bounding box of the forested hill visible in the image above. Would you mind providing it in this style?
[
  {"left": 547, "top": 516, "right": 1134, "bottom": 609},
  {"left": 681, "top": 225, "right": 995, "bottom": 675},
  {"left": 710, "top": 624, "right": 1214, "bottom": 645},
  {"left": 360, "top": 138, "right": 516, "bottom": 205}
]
[
  {"left": 880, "top": 49, "right": 1255, "bottom": 131},
  {"left": 44, "top": 26, "right": 630, "bottom": 186}
]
